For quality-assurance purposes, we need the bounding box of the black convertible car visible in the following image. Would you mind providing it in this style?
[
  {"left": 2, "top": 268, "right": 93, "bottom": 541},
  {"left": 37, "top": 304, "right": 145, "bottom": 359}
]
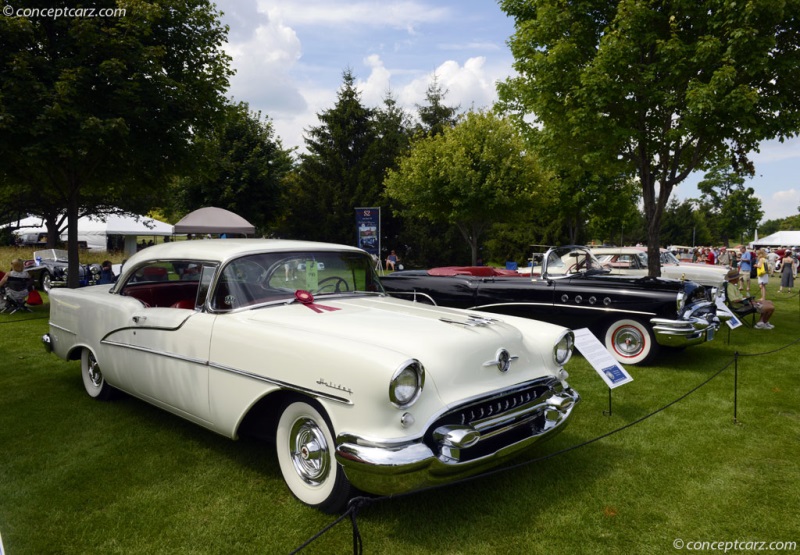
[
  {"left": 381, "top": 246, "right": 725, "bottom": 365},
  {"left": 24, "top": 249, "right": 101, "bottom": 292}
]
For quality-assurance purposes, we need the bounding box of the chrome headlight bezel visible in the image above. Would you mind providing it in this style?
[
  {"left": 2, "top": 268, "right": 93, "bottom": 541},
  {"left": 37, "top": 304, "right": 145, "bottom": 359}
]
[
  {"left": 676, "top": 290, "right": 686, "bottom": 314},
  {"left": 389, "top": 359, "right": 425, "bottom": 409},
  {"left": 553, "top": 330, "right": 575, "bottom": 367}
]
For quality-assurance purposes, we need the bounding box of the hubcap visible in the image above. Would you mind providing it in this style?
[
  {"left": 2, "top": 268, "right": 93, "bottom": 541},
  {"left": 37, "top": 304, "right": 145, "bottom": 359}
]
[
  {"left": 289, "top": 417, "right": 330, "bottom": 485},
  {"left": 614, "top": 326, "right": 645, "bottom": 356},
  {"left": 87, "top": 355, "right": 103, "bottom": 388}
]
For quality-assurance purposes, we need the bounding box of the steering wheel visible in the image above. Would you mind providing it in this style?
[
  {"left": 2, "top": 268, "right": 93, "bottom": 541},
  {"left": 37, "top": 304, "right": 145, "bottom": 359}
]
[{"left": 316, "top": 276, "right": 349, "bottom": 293}]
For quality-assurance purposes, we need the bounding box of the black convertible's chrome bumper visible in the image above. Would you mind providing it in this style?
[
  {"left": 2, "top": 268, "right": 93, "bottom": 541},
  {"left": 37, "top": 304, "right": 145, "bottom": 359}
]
[{"left": 335, "top": 378, "right": 580, "bottom": 495}]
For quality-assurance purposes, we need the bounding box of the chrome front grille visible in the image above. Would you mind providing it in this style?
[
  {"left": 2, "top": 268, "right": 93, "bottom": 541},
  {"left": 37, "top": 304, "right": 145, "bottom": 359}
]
[{"left": 427, "top": 377, "right": 567, "bottom": 463}]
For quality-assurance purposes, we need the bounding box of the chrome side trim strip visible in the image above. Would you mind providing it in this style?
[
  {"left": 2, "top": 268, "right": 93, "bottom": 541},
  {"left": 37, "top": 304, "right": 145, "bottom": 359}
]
[
  {"left": 208, "top": 361, "right": 353, "bottom": 405},
  {"left": 99, "top": 339, "right": 352, "bottom": 405},
  {"left": 469, "top": 302, "right": 656, "bottom": 317}
]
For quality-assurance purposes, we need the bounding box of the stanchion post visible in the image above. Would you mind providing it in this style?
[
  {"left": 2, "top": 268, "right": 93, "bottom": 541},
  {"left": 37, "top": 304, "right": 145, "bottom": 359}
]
[
  {"left": 603, "top": 387, "right": 612, "bottom": 416},
  {"left": 733, "top": 351, "right": 739, "bottom": 424}
]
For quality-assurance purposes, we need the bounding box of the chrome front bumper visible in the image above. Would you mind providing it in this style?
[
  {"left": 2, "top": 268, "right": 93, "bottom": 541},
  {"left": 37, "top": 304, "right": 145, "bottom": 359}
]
[
  {"left": 335, "top": 379, "right": 580, "bottom": 496},
  {"left": 650, "top": 314, "right": 721, "bottom": 348}
]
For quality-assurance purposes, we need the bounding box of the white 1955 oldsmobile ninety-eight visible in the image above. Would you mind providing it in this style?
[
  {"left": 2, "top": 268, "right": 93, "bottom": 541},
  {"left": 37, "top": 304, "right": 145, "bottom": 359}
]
[{"left": 43, "top": 239, "right": 579, "bottom": 512}]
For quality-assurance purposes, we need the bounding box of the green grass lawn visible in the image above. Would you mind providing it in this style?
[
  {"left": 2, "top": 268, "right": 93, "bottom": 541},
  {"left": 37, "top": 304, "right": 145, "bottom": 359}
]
[{"left": 1, "top": 284, "right": 798, "bottom": 554}]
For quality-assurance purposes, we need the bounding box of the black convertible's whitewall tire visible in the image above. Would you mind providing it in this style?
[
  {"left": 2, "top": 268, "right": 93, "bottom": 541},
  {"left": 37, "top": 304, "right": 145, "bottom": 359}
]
[
  {"left": 603, "top": 318, "right": 659, "bottom": 365},
  {"left": 81, "top": 348, "right": 116, "bottom": 401},
  {"left": 41, "top": 270, "right": 52, "bottom": 292},
  {"left": 275, "top": 400, "right": 351, "bottom": 513}
]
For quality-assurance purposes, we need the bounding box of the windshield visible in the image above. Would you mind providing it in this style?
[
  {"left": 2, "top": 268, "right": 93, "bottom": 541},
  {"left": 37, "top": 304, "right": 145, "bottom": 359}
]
[
  {"left": 661, "top": 251, "right": 681, "bottom": 264},
  {"left": 212, "top": 250, "right": 383, "bottom": 311},
  {"left": 544, "top": 247, "right": 608, "bottom": 277},
  {"left": 33, "top": 249, "right": 68, "bottom": 262}
]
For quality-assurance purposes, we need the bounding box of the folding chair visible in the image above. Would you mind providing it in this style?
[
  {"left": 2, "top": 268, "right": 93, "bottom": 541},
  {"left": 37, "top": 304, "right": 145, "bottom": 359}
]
[
  {"left": 1, "top": 276, "right": 34, "bottom": 314},
  {"left": 723, "top": 284, "right": 758, "bottom": 328}
]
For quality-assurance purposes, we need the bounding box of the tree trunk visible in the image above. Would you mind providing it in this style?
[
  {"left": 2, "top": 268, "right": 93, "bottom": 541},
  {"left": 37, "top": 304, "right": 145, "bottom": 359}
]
[{"left": 66, "top": 193, "right": 81, "bottom": 288}]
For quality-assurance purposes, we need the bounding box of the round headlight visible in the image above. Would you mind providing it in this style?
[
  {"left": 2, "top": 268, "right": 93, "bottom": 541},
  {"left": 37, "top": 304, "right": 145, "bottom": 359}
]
[
  {"left": 553, "top": 331, "right": 574, "bottom": 366},
  {"left": 389, "top": 360, "right": 425, "bottom": 408}
]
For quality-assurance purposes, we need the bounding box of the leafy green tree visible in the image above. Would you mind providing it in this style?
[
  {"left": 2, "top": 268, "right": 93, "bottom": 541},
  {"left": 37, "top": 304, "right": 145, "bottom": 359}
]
[
  {"left": 172, "top": 101, "right": 293, "bottom": 234},
  {"left": 696, "top": 164, "right": 763, "bottom": 245},
  {"left": 660, "top": 198, "right": 712, "bottom": 247},
  {"left": 385, "top": 110, "right": 545, "bottom": 264},
  {"left": 0, "top": 0, "right": 231, "bottom": 285},
  {"left": 498, "top": 0, "right": 800, "bottom": 276}
]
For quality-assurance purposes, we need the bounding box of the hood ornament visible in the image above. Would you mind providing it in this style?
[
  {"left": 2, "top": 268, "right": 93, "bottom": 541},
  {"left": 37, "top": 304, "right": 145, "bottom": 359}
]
[
  {"left": 483, "top": 348, "right": 519, "bottom": 372},
  {"left": 440, "top": 315, "right": 497, "bottom": 327}
]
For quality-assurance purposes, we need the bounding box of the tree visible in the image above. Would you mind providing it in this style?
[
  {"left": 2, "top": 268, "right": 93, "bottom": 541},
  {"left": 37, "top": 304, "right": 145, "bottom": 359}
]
[
  {"left": 498, "top": 0, "right": 800, "bottom": 276},
  {"left": 695, "top": 163, "right": 763, "bottom": 245},
  {"left": 385, "top": 110, "right": 545, "bottom": 264},
  {"left": 283, "top": 70, "right": 377, "bottom": 244},
  {"left": 660, "top": 198, "right": 712, "bottom": 247},
  {"left": 415, "top": 74, "right": 460, "bottom": 137},
  {"left": 173, "top": 101, "right": 293, "bottom": 234},
  {"left": 0, "top": 0, "right": 232, "bottom": 285}
]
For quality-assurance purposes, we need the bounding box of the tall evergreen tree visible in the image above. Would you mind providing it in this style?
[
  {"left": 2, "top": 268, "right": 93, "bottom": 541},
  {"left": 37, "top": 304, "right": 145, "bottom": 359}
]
[
  {"left": 286, "top": 70, "right": 377, "bottom": 244},
  {"left": 415, "top": 75, "right": 460, "bottom": 137}
]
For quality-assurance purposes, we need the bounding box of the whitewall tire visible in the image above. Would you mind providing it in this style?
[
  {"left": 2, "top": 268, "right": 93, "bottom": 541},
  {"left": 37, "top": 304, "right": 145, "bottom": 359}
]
[
  {"left": 275, "top": 400, "right": 351, "bottom": 513},
  {"left": 604, "top": 318, "right": 658, "bottom": 365},
  {"left": 81, "top": 348, "right": 116, "bottom": 401}
]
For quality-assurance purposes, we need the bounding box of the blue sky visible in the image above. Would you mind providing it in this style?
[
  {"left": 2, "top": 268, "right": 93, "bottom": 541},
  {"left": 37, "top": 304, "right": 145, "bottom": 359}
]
[{"left": 214, "top": 0, "right": 800, "bottom": 223}]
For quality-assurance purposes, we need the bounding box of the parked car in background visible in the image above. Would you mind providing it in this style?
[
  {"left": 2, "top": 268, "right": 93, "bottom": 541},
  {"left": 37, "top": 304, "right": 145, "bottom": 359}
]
[
  {"left": 591, "top": 246, "right": 727, "bottom": 295},
  {"left": 381, "top": 245, "right": 725, "bottom": 365},
  {"left": 43, "top": 239, "right": 580, "bottom": 512},
  {"left": 24, "top": 249, "right": 100, "bottom": 292}
]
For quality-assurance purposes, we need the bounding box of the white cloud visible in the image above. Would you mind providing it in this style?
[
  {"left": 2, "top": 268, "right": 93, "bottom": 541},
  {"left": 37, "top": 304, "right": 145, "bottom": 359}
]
[
  {"left": 753, "top": 137, "right": 800, "bottom": 163},
  {"left": 224, "top": 16, "right": 307, "bottom": 116},
  {"left": 256, "top": 0, "right": 451, "bottom": 31}
]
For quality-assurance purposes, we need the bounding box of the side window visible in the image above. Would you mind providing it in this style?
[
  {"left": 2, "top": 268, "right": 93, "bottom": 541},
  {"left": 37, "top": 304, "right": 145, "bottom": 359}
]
[{"left": 196, "top": 264, "right": 217, "bottom": 308}]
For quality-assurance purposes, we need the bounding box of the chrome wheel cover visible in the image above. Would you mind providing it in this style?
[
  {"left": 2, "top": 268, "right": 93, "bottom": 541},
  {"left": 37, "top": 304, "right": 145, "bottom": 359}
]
[
  {"left": 87, "top": 353, "right": 103, "bottom": 388},
  {"left": 613, "top": 325, "right": 645, "bottom": 356},
  {"left": 288, "top": 417, "right": 330, "bottom": 485}
]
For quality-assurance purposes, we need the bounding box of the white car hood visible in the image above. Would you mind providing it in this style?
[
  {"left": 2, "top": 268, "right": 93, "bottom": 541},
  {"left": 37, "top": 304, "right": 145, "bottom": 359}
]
[{"left": 232, "top": 295, "right": 557, "bottom": 404}]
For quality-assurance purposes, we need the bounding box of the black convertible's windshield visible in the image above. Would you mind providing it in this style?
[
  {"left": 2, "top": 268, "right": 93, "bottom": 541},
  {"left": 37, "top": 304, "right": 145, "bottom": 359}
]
[
  {"left": 213, "top": 250, "right": 383, "bottom": 311},
  {"left": 544, "top": 247, "right": 609, "bottom": 277}
]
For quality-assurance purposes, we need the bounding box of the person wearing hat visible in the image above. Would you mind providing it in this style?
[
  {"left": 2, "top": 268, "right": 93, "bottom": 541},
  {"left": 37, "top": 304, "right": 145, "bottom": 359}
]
[{"left": 725, "top": 268, "right": 775, "bottom": 329}]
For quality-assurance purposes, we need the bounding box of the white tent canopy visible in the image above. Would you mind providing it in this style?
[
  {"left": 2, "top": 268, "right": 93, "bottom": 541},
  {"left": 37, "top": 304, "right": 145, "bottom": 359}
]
[
  {"left": 172, "top": 207, "right": 255, "bottom": 235},
  {"left": 6, "top": 212, "right": 174, "bottom": 252},
  {"left": 753, "top": 230, "right": 800, "bottom": 248}
]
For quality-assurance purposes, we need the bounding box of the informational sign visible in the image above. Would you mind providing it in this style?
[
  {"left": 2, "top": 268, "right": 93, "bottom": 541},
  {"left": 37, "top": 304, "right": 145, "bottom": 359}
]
[
  {"left": 573, "top": 327, "right": 633, "bottom": 389},
  {"left": 355, "top": 207, "right": 380, "bottom": 257},
  {"left": 715, "top": 297, "right": 742, "bottom": 329}
]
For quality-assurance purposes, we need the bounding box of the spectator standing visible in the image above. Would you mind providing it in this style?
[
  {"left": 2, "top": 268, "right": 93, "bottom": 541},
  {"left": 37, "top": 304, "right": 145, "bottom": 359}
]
[
  {"left": 756, "top": 249, "right": 770, "bottom": 302},
  {"left": 717, "top": 247, "right": 731, "bottom": 268},
  {"left": 738, "top": 246, "right": 753, "bottom": 293},
  {"left": 778, "top": 253, "right": 795, "bottom": 293},
  {"left": 767, "top": 249, "right": 779, "bottom": 276},
  {"left": 706, "top": 248, "right": 716, "bottom": 265}
]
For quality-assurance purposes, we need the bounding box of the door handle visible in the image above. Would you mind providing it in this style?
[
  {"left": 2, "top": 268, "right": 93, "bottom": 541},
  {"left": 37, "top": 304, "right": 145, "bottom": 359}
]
[{"left": 133, "top": 315, "right": 147, "bottom": 324}]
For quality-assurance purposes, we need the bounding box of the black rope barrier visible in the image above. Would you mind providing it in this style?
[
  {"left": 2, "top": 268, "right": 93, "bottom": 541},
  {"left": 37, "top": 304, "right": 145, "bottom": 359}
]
[
  {"left": 290, "top": 335, "right": 800, "bottom": 554},
  {"left": 0, "top": 314, "right": 49, "bottom": 324}
]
